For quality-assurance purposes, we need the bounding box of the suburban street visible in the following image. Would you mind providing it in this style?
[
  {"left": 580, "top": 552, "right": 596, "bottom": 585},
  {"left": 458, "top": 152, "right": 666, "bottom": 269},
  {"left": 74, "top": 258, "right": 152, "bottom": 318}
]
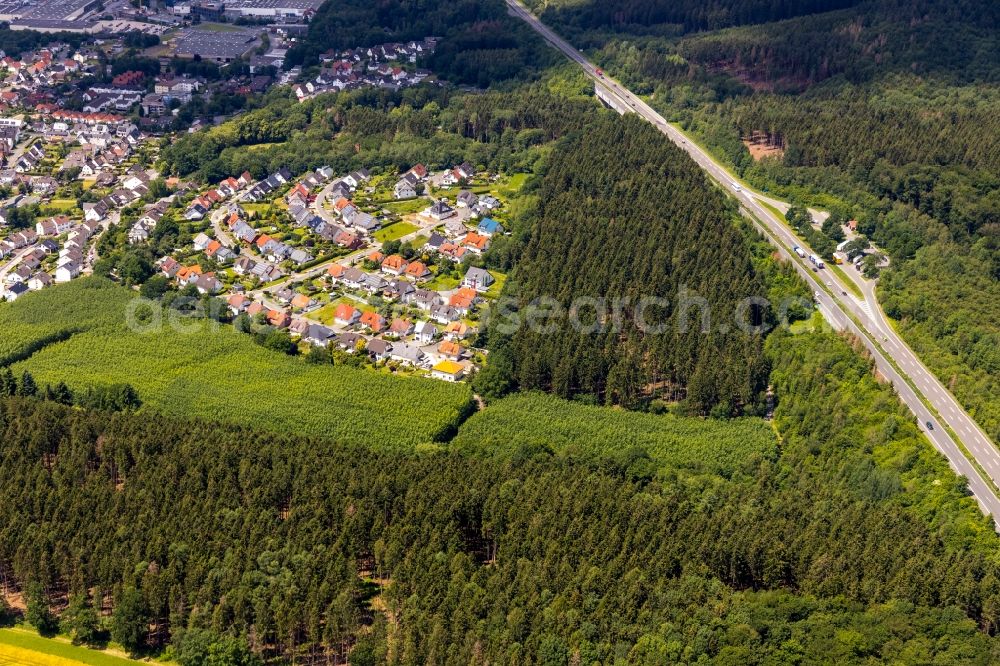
[{"left": 507, "top": 0, "right": 1000, "bottom": 519}]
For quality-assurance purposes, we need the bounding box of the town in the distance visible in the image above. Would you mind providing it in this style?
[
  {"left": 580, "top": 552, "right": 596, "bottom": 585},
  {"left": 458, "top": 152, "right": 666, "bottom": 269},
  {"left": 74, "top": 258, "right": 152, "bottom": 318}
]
[{"left": 0, "top": 0, "right": 500, "bottom": 384}]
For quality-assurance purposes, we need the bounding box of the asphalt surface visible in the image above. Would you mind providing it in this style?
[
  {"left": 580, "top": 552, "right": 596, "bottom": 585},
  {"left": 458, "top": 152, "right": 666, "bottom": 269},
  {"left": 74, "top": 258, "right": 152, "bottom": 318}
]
[{"left": 507, "top": 0, "right": 1000, "bottom": 521}]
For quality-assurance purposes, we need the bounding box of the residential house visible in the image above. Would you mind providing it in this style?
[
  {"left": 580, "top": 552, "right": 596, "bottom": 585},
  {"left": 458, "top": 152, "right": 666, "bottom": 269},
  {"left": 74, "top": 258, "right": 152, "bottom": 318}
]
[
  {"left": 233, "top": 256, "right": 256, "bottom": 275},
  {"left": 404, "top": 261, "right": 430, "bottom": 280},
  {"left": 337, "top": 332, "right": 366, "bottom": 353},
  {"left": 388, "top": 318, "right": 414, "bottom": 337},
  {"left": 462, "top": 232, "right": 491, "bottom": 254},
  {"left": 449, "top": 287, "right": 480, "bottom": 315},
  {"left": 423, "top": 232, "right": 447, "bottom": 252},
  {"left": 427, "top": 199, "right": 455, "bottom": 220},
  {"left": 477, "top": 217, "right": 504, "bottom": 236},
  {"left": 193, "top": 232, "right": 212, "bottom": 251},
  {"left": 35, "top": 215, "right": 73, "bottom": 237},
  {"left": 82, "top": 201, "right": 109, "bottom": 223},
  {"left": 390, "top": 343, "right": 426, "bottom": 367},
  {"left": 55, "top": 262, "right": 80, "bottom": 283},
  {"left": 393, "top": 178, "right": 417, "bottom": 199},
  {"left": 3, "top": 281, "right": 28, "bottom": 301},
  {"left": 160, "top": 257, "right": 180, "bottom": 278},
  {"left": 414, "top": 320, "right": 437, "bottom": 344},
  {"left": 456, "top": 190, "right": 478, "bottom": 208},
  {"left": 462, "top": 267, "right": 495, "bottom": 292},
  {"left": 227, "top": 294, "right": 251, "bottom": 315},
  {"left": 431, "top": 303, "right": 460, "bottom": 324},
  {"left": 380, "top": 254, "right": 408, "bottom": 276},
  {"left": 291, "top": 293, "right": 316, "bottom": 311},
  {"left": 327, "top": 263, "right": 347, "bottom": 281},
  {"left": 438, "top": 340, "right": 464, "bottom": 361},
  {"left": 334, "top": 303, "right": 361, "bottom": 326},
  {"left": 359, "top": 310, "right": 386, "bottom": 333},
  {"left": 304, "top": 324, "right": 335, "bottom": 347},
  {"left": 383, "top": 279, "right": 415, "bottom": 303},
  {"left": 431, "top": 360, "right": 465, "bottom": 382},
  {"left": 367, "top": 338, "right": 392, "bottom": 362},
  {"left": 444, "top": 321, "right": 471, "bottom": 340},
  {"left": 194, "top": 274, "right": 222, "bottom": 295},
  {"left": 262, "top": 309, "right": 290, "bottom": 329},
  {"left": 27, "top": 272, "right": 53, "bottom": 290}
]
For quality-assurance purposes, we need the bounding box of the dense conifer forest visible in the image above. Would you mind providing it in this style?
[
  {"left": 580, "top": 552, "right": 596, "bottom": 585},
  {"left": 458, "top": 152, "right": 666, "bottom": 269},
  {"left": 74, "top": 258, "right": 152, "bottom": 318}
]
[
  {"left": 526, "top": 0, "right": 1000, "bottom": 442},
  {"left": 2, "top": 327, "right": 1000, "bottom": 663},
  {"left": 480, "top": 114, "right": 771, "bottom": 413}
]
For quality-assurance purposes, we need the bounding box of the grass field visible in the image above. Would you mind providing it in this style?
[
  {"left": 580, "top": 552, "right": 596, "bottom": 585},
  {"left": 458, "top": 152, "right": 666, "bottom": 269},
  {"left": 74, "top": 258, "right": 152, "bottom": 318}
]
[
  {"left": 484, "top": 271, "right": 507, "bottom": 299},
  {"left": 376, "top": 199, "right": 429, "bottom": 216},
  {"left": 0, "top": 279, "right": 472, "bottom": 448},
  {"left": 44, "top": 199, "right": 79, "bottom": 213},
  {"left": 0, "top": 629, "right": 139, "bottom": 666},
  {"left": 373, "top": 221, "right": 418, "bottom": 243},
  {"left": 453, "top": 392, "right": 777, "bottom": 476},
  {"left": 423, "top": 274, "right": 460, "bottom": 292}
]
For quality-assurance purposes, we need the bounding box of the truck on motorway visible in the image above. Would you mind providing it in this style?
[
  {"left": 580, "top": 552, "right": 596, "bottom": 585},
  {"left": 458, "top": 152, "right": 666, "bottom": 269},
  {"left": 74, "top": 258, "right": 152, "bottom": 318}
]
[
  {"left": 808, "top": 254, "right": 825, "bottom": 269},
  {"left": 595, "top": 68, "right": 603, "bottom": 77},
  {"left": 793, "top": 246, "right": 806, "bottom": 258}
]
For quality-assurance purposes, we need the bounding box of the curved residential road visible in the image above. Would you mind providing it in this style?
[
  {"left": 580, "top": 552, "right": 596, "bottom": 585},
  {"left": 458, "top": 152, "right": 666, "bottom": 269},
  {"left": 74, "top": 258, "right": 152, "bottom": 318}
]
[{"left": 507, "top": 0, "right": 1000, "bottom": 520}]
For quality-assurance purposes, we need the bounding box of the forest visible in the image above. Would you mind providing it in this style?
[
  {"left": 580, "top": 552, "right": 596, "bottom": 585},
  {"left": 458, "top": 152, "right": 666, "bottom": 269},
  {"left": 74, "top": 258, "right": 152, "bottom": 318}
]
[
  {"left": 160, "top": 83, "right": 595, "bottom": 185},
  {"left": 480, "top": 114, "right": 772, "bottom": 414},
  {"left": 0, "top": 278, "right": 472, "bottom": 447},
  {"left": 530, "top": 0, "right": 1000, "bottom": 443},
  {"left": 283, "top": 0, "right": 555, "bottom": 87},
  {"left": 522, "top": 0, "right": 864, "bottom": 35},
  {"left": 2, "top": 326, "right": 1000, "bottom": 663}
]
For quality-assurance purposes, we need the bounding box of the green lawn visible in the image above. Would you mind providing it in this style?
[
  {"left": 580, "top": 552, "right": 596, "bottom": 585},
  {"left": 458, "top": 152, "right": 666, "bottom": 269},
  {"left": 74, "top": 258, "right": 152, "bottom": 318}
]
[
  {"left": 0, "top": 628, "right": 142, "bottom": 666},
  {"left": 497, "top": 172, "right": 531, "bottom": 198},
  {"left": 45, "top": 199, "right": 78, "bottom": 212},
  {"left": 240, "top": 203, "right": 273, "bottom": 217},
  {"left": 484, "top": 270, "right": 507, "bottom": 299},
  {"left": 373, "top": 221, "right": 418, "bottom": 243},
  {"left": 376, "top": 199, "right": 429, "bottom": 216},
  {"left": 424, "top": 273, "right": 460, "bottom": 291}
]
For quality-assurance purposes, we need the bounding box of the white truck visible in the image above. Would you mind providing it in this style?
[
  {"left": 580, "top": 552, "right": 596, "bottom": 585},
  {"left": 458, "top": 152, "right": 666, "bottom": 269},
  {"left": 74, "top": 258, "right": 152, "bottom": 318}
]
[
  {"left": 793, "top": 246, "right": 806, "bottom": 258},
  {"left": 808, "top": 254, "right": 825, "bottom": 269}
]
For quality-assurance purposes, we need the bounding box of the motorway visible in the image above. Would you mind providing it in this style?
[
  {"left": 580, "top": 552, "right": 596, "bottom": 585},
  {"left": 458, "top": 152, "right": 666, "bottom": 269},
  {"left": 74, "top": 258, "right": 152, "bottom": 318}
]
[{"left": 506, "top": 0, "right": 1000, "bottom": 520}]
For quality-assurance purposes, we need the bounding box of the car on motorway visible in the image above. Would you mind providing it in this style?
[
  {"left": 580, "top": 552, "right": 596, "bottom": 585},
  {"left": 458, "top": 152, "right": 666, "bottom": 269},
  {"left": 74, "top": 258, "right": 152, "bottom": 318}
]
[
  {"left": 926, "top": 420, "right": 935, "bottom": 431},
  {"left": 814, "top": 291, "right": 821, "bottom": 300}
]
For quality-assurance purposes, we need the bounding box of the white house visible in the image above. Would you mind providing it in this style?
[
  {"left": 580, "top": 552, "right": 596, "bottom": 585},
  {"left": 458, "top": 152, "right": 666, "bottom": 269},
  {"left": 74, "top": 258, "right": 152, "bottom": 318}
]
[{"left": 55, "top": 262, "right": 80, "bottom": 283}]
